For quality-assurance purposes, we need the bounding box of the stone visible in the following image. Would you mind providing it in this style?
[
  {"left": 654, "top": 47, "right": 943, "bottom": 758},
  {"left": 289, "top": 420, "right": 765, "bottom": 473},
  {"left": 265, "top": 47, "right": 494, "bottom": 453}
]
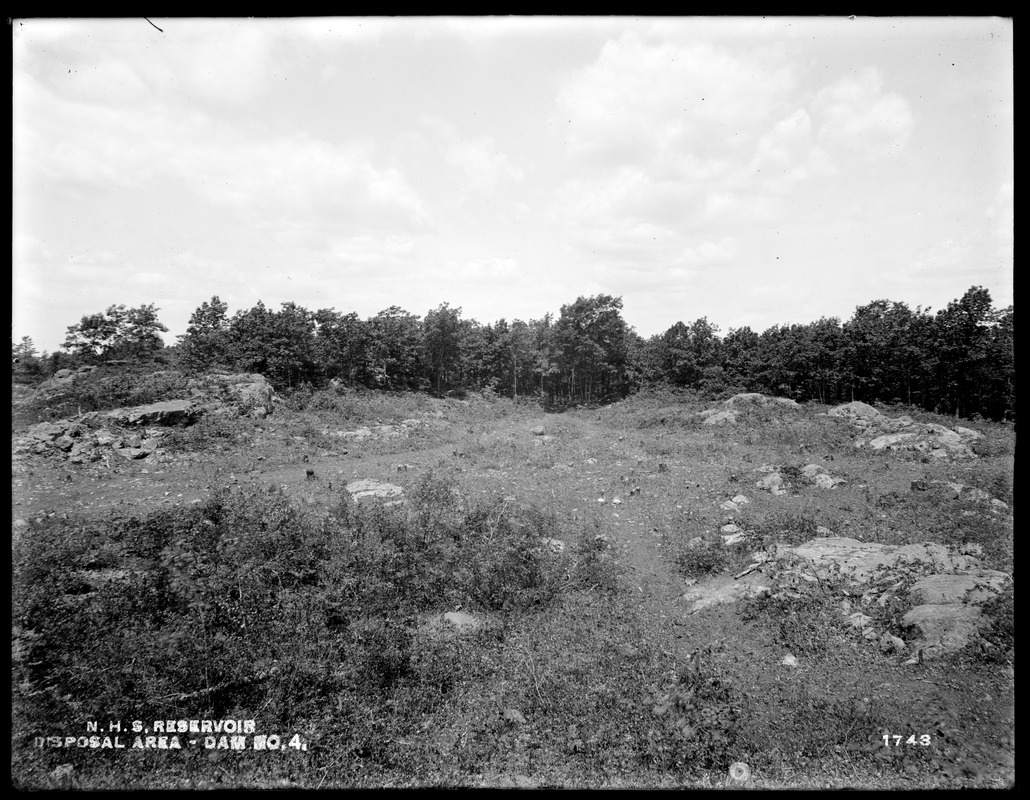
[
  {"left": 781, "top": 654, "right": 798, "bottom": 667},
  {"left": 783, "top": 537, "right": 976, "bottom": 583},
  {"left": 93, "top": 429, "right": 118, "bottom": 446},
  {"left": 879, "top": 633, "right": 907, "bottom": 655},
  {"left": 702, "top": 410, "right": 738, "bottom": 426},
  {"left": 502, "top": 708, "right": 527, "bottom": 724},
  {"left": 442, "top": 611, "right": 483, "bottom": 631},
  {"left": 731, "top": 494, "right": 750, "bottom": 505},
  {"left": 813, "top": 473, "right": 844, "bottom": 489},
  {"left": 908, "top": 572, "right": 1009, "bottom": 605},
  {"left": 801, "top": 464, "right": 826, "bottom": 478},
  {"left": 106, "top": 400, "right": 200, "bottom": 427},
  {"left": 902, "top": 604, "right": 988, "bottom": 659},
  {"left": 345, "top": 479, "right": 404, "bottom": 503},
  {"left": 828, "top": 401, "right": 882, "bottom": 421},
  {"left": 682, "top": 573, "right": 772, "bottom": 614},
  {"left": 720, "top": 500, "right": 740, "bottom": 512},
  {"left": 721, "top": 532, "right": 745, "bottom": 546},
  {"left": 755, "top": 473, "right": 785, "bottom": 494},
  {"left": 541, "top": 538, "right": 566, "bottom": 554},
  {"left": 530, "top": 426, "right": 545, "bottom": 436},
  {"left": 720, "top": 524, "right": 741, "bottom": 534},
  {"left": 723, "top": 393, "right": 800, "bottom": 409}
]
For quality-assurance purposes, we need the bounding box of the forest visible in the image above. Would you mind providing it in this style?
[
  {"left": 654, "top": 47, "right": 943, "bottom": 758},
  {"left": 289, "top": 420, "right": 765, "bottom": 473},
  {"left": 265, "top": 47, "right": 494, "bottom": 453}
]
[{"left": 12, "top": 285, "right": 1014, "bottom": 422}]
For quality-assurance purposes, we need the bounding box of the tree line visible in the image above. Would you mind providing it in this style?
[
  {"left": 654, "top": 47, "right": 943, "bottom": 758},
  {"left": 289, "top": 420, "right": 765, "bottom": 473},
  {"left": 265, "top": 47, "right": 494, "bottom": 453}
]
[{"left": 12, "top": 286, "right": 1014, "bottom": 421}]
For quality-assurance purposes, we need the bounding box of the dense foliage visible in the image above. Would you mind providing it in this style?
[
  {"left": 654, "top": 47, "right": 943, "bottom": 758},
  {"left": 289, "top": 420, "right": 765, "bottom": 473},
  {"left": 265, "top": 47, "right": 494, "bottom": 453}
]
[{"left": 18, "top": 285, "right": 1014, "bottom": 420}]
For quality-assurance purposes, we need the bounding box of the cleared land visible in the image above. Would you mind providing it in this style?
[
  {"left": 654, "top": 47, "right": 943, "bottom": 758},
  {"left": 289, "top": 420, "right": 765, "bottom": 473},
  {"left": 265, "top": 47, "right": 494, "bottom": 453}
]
[{"left": 11, "top": 375, "right": 1015, "bottom": 789}]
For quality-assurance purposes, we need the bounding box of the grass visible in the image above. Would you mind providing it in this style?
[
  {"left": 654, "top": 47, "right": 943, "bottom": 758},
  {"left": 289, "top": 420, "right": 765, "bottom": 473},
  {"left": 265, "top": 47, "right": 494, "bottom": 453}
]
[{"left": 10, "top": 382, "right": 1014, "bottom": 789}]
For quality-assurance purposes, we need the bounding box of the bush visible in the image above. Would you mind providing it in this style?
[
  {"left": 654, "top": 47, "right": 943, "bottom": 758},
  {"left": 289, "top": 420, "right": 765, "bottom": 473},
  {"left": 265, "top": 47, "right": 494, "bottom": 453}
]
[
  {"left": 676, "top": 540, "right": 731, "bottom": 579},
  {"left": 644, "top": 655, "right": 745, "bottom": 773}
]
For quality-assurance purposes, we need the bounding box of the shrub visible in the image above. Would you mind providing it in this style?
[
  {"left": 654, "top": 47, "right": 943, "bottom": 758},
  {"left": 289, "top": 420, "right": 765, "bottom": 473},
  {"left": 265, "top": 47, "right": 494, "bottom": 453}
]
[{"left": 644, "top": 654, "right": 745, "bottom": 774}]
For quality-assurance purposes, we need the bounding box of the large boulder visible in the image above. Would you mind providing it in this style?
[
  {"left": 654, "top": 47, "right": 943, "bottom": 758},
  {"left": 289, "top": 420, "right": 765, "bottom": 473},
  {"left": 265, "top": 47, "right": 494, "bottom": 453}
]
[
  {"left": 830, "top": 402, "right": 978, "bottom": 459},
  {"left": 105, "top": 399, "right": 200, "bottom": 427},
  {"left": 901, "top": 604, "right": 988, "bottom": 659},
  {"left": 186, "top": 373, "right": 277, "bottom": 418},
  {"left": 827, "top": 401, "right": 882, "bottom": 421},
  {"left": 346, "top": 479, "right": 404, "bottom": 505},
  {"left": 723, "top": 393, "right": 800, "bottom": 410}
]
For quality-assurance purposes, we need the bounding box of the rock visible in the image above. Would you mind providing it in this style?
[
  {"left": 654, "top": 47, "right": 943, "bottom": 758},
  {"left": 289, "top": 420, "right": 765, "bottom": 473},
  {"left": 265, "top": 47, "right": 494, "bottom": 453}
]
[
  {"left": 94, "top": 429, "right": 118, "bottom": 446},
  {"left": 954, "top": 426, "right": 983, "bottom": 440},
  {"left": 802, "top": 464, "right": 826, "bottom": 478},
  {"left": 682, "top": 573, "right": 771, "bottom": 614},
  {"left": 723, "top": 393, "right": 800, "bottom": 409},
  {"left": 847, "top": 612, "right": 874, "bottom": 630},
  {"left": 815, "top": 526, "right": 833, "bottom": 536},
  {"left": 879, "top": 633, "right": 907, "bottom": 654},
  {"left": 720, "top": 524, "right": 741, "bottom": 534},
  {"left": 731, "top": 494, "right": 749, "bottom": 505},
  {"left": 828, "top": 401, "right": 882, "bottom": 421},
  {"left": 106, "top": 400, "right": 200, "bottom": 427},
  {"left": 541, "top": 538, "right": 566, "bottom": 554},
  {"left": 186, "top": 372, "right": 277, "bottom": 418},
  {"left": 901, "top": 604, "right": 988, "bottom": 659},
  {"left": 720, "top": 500, "right": 740, "bottom": 512},
  {"left": 530, "top": 426, "right": 545, "bottom": 436},
  {"left": 908, "top": 572, "right": 1009, "bottom": 605},
  {"left": 721, "top": 532, "right": 745, "bottom": 546},
  {"left": 783, "top": 537, "right": 982, "bottom": 583},
  {"left": 345, "top": 479, "right": 404, "bottom": 504},
  {"left": 781, "top": 654, "right": 798, "bottom": 667},
  {"left": 813, "top": 473, "right": 844, "bottom": 489},
  {"left": 702, "top": 410, "right": 739, "bottom": 426},
  {"left": 502, "top": 708, "right": 527, "bottom": 725},
  {"left": 755, "top": 473, "right": 785, "bottom": 494}
]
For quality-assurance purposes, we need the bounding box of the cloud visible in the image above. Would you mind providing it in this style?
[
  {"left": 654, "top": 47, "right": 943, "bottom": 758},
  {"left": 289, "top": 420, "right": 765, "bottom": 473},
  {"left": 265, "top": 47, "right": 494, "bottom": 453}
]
[
  {"left": 812, "top": 67, "right": 915, "bottom": 160},
  {"left": 556, "top": 31, "right": 797, "bottom": 166},
  {"left": 414, "top": 116, "right": 526, "bottom": 194}
]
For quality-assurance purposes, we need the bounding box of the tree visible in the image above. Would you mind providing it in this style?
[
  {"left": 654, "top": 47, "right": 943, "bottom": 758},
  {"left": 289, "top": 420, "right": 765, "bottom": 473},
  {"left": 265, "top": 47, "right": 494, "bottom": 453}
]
[
  {"left": 179, "top": 296, "right": 230, "bottom": 371},
  {"left": 553, "top": 295, "right": 629, "bottom": 403},
  {"left": 932, "top": 286, "right": 1000, "bottom": 418},
  {"left": 366, "top": 307, "right": 424, "bottom": 390},
  {"left": 12, "top": 336, "right": 43, "bottom": 380},
  {"left": 62, "top": 304, "right": 167, "bottom": 362},
  {"left": 423, "top": 303, "right": 463, "bottom": 394},
  {"left": 314, "top": 309, "right": 367, "bottom": 387}
]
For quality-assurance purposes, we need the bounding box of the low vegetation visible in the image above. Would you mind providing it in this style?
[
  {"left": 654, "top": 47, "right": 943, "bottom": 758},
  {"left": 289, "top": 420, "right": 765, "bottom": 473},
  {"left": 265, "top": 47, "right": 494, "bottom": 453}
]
[{"left": 10, "top": 369, "right": 1014, "bottom": 789}]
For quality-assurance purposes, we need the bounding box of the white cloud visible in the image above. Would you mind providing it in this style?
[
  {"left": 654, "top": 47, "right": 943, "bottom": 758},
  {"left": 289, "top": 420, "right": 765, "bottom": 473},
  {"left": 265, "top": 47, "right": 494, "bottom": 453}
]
[
  {"left": 556, "top": 32, "right": 796, "bottom": 165},
  {"left": 445, "top": 138, "right": 525, "bottom": 191},
  {"left": 416, "top": 116, "right": 526, "bottom": 193},
  {"left": 813, "top": 67, "right": 915, "bottom": 160}
]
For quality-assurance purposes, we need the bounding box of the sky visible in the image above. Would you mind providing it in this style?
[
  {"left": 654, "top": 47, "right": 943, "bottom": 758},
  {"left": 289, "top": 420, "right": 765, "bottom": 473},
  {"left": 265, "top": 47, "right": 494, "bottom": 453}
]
[{"left": 12, "top": 16, "right": 1014, "bottom": 354}]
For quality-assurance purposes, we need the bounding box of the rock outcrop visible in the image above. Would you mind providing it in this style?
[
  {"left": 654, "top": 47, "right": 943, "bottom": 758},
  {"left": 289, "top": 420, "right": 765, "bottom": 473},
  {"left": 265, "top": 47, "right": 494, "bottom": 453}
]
[
  {"left": 828, "top": 402, "right": 981, "bottom": 459},
  {"left": 682, "top": 535, "right": 1010, "bottom": 661}
]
